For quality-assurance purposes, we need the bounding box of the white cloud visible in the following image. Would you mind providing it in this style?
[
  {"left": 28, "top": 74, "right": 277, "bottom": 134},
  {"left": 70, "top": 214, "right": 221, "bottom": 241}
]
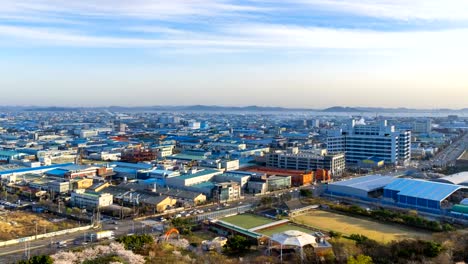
[
  {"left": 1, "top": 23, "right": 468, "bottom": 52},
  {"left": 290, "top": 0, "right": 468, "bottom": 21},
  {"left": 0, "top": 0, "right": 266, "bottom": 20}
]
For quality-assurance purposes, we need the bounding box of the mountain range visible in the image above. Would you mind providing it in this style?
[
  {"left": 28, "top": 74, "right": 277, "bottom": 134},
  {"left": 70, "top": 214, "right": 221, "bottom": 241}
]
[{"left": 0, "top": 105, "right": 465, "bottom": 113}]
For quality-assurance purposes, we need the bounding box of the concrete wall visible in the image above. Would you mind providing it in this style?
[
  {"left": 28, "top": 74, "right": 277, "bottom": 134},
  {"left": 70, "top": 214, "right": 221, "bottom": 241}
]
[{"left": 0, "top": 225, "right": 94, "bottom": 247}]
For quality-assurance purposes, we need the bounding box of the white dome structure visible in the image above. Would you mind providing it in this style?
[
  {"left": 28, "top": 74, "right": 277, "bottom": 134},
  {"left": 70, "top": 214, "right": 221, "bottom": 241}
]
[{"left": 269, "top": 230, "right": 318, "bottom": 262}]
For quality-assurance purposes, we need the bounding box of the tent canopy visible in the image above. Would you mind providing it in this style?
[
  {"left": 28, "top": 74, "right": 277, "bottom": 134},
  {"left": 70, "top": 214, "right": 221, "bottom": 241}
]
[{"left": 270, "top": 230, "right": 317, "bottom": 248}]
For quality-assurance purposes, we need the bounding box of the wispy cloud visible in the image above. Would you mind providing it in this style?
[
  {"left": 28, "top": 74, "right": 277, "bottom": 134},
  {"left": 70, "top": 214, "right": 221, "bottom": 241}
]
[
  {"left": 289, "top": 0, "right": 468, "bottom": 21},
  {"left": 1, "top": 0, "right": 468, "bottom": 53},
  {"left": 0, "top": 0, "right": 267, "bottom": 21},
  {"left": 1, "top": 23, "right": 468, "bottom": 52}
]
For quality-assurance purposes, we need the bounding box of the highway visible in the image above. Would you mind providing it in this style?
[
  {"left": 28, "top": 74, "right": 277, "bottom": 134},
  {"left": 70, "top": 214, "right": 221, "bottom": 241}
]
[{"left": 417, "top": 132, "right": 468, "bottom": 170}]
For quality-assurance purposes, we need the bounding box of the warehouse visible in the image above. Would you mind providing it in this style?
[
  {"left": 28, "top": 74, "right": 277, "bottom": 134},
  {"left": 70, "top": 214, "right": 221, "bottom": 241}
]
[
  {"left": 383, "top": 178, "right": 468, "bottom": 213},
  {"left": 432, "top": 172, "right": 468, "bottom": 186},
  {"left": 326, "top": 175, "right": 397, "bottom": 199}
]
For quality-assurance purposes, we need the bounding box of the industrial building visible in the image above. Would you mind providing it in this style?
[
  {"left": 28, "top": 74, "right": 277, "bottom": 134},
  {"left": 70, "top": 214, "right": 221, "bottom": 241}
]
[
  {"left": 326, "top": 175, "right": 397, "bottom": 199},
  {"left": 383, "top": 179, "right": 468, "bottom": 213},
  {"left": 326, "top": 175, "right": 468, "bottom": 216},
  {"left": 71, "top": 189, "right": 113, "bottom": 209},
  {"left": 433, "top": 172, "right": 468, "bottom": 186},
  {"left": 326, "top": 120, "right": 411, "bottom": 166},
  {"left": 240, "top": 166, "right": 313, "bottom": 186},
  {"left": 165, "top": 169, "right": 222, "bottom": 187},
  {"left": 265, "top": 148, "right": 345, "bottom": 176}
]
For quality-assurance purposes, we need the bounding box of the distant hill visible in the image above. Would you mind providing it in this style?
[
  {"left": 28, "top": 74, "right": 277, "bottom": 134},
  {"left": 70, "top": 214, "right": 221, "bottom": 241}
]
[
  {"left": 25, "top": 106, "right": 82, "bottom": 112},
  {"left": 322, "top": 106, "right": 364, "bottom": 112},
  {"left": 1, "top": 105, "right": 467, "bottom": 113}
]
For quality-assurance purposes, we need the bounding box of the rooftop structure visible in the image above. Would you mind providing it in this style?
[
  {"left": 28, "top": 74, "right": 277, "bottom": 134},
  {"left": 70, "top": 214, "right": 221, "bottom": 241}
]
[
  {"left": 433, "top": 172, "right": 468, "bottom": 186},
  {"left": 327, "top": 174, "right": 397, "bottom": 199}
]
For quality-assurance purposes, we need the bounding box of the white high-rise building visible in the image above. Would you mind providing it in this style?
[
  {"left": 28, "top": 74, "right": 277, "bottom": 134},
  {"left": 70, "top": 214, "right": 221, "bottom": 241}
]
[
  {"left": 412, "top": 119, "right": 432, "bottom": 134},
  {"left": 326, "top": 120, "right": 411, "bottom": 166}
]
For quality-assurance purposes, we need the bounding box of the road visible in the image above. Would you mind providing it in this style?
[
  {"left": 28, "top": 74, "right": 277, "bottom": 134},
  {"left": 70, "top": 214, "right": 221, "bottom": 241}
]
[
  {"left": 417, "top": 132, "right": 468, "bottom": 170},
  {"left": 0, "top": 185, "right": 308, "bottom": 263},
  {"left": 0, "top": 218, "right": 156, "bottom": 264}
]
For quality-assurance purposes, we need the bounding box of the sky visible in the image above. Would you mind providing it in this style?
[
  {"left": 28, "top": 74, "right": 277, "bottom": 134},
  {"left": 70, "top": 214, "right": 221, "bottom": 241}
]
[{"left": 0, "top": 0, "right": 467, "bottom": 109}]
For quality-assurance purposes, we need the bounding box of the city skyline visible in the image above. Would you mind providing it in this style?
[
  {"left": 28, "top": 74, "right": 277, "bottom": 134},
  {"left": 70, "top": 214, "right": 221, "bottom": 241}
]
[{"left": 1, "top": 1, "right": 468, "bottom": 108}]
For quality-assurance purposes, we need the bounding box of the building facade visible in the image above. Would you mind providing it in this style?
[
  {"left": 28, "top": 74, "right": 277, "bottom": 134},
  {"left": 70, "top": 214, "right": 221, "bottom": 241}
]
[
  {"left": 326, "top": 120, "right": 411, "bottom": 166},
  {"left": 71, "top": 189, "right": 113, "bottom": 209},
  {"left": 265, "top": 148, "right": 345, "bottom": 176}
]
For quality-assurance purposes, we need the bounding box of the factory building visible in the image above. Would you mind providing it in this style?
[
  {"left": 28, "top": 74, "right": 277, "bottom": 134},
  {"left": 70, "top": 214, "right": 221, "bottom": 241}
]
[
  {"left": 326, "top": 175, "right": 468, "bottom": 216},
  {"left": 71, "top": 189, "right": 113, "bottom": 209},
  {"left": 383, "top": 179, "right": 468, "bottom": 213},
  {"left": 265, "top": 148, "right": 345, "bottom": 176},
  {"left": 326, "top": 120, "right": 411, "bottom": 166},
  {"left": 326, "top": 175, "right": 397, "bottom": 199}
]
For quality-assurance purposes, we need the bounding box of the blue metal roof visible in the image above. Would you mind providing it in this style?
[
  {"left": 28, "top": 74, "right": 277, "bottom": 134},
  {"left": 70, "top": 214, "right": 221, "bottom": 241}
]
[
  {"left": 331, "top": 175, "right": 397, "bottom": 192},
  {"left": 384, "top": 178, "right": 463, "bottom": 201},
  {"left": 0, "top": 163, "right": 74, "bottom": 175},
  {"left": 111, "top": 162, "right": 153, "bottom": 170},
  {"left": 46, "top": 169, "right": 67, "bottom": 177},
  {"left": 176, "top": 169, "right": 221, "bottom": 180}
]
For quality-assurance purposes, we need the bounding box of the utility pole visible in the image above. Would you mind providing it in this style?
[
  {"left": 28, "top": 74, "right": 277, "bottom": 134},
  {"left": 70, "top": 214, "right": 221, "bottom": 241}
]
[{"left": 34, "top": 221, "right": 38, "bottom": 240}]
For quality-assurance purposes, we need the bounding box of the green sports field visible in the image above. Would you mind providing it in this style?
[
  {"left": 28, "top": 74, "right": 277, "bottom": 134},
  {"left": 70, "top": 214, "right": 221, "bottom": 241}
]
[{"left": 221, "top": 214, "right": 275, "bottom": 229}]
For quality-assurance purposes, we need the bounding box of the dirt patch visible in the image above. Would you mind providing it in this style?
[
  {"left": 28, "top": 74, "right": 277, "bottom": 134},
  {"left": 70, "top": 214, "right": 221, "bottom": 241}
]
[
  {"left": 0, "top": 210, "right": 79, "bottom": 241},
  {"left": 293, "top": 210, "right": 433, "bottom": 243}
]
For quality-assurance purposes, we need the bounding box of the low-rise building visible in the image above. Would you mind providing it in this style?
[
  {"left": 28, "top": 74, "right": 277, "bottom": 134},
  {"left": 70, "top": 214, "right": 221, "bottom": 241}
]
[
  {"left": 71, "top": 189, "right": 113, "bottom": 209},
  {"left": 48, "top": 180, "right": 70, "bottom": 193},
  {"left": 165, "top": 169, "right": 222, "bottom": 187},
  {"left": 213, "top": 182, "right": 242, "bottom": 202},
  {"left": 265, "top": 148, "right": 345, "bottom": 176}
]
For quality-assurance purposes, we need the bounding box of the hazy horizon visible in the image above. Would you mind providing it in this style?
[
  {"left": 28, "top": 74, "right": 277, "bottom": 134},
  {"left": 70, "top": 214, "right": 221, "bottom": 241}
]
[{"left": 1, "top": 1, "right": 467, "bottom": 108}]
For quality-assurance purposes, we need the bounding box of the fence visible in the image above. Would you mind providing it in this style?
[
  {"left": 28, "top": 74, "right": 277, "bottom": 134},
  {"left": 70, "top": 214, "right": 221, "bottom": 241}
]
[
  {"left": 196, "top": 204, "right": 255, "bottom": 221},
  {"left": 0, "top": 225, "right": 94, "bottom": 247}
]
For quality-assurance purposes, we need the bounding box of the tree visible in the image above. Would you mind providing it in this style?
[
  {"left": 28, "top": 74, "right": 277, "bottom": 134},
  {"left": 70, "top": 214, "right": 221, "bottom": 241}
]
[
  {"left": 300, "top": 189, "right": 313, "bottom": 197},
  {"left": 224, "top": 235, "right": 252, "bottom": 255},
  {"left": 171, "top": 217, "right": 194, "bottom": 235},
  {"left": 347, "top": 254, "right": 373, "bottom": 264},
  {"left": 18, "top": 255, "right": 54, "bottom": 264},
  {"left": 348, "top": 234, "right": 369, "bottom": 244},
  {"left": 116, "top": 234, "right": 154, "bottom": 252},
  {"left": 329, "top": 230, "right": 342, "bottom": 239},
  {"left": 260, "top": 196, "right": 273, "bottom": 207}
]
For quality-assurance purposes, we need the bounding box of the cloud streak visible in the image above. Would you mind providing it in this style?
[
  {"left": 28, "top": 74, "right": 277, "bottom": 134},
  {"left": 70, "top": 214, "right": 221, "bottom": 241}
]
[
  {"left": 290, "top": 0, "right": 468, "bottom": 21},
  {"left": 1, "top": 23, "right": 468, "bottom": 52}
]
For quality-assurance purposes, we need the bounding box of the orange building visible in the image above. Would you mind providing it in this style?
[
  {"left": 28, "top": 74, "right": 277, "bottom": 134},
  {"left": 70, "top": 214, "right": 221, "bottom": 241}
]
[
  {"left": 240, "top": 166, "right": 313, "bottom": 186},
  {"left": 315, "top": 169, "right": 332, "bottom": 182}
]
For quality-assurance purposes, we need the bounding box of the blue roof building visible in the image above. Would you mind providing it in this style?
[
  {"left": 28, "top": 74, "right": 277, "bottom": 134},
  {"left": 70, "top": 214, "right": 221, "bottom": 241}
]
[
  {"left": 327, "top": 175, "right": 397, "bottom": 199},
  {"left": 383, "top": 178, "right": 467, "bottom": 212}
]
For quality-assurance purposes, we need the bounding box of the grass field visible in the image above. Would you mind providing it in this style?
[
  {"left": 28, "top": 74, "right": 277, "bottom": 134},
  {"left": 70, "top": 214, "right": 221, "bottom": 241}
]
[
  {"left": 221, "top": 214, "right": 275, "bottom": 229},
  {"left": 293, "top": 210, "right": 433, "bottom": 243},
  {"left": 257, "top": 224, "right": 313, "bottom": 236}
]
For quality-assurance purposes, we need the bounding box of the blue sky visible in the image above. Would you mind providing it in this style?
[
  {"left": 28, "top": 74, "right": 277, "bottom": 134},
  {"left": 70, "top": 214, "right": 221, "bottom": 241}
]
[{"left": 0, "top": 0, "right": 467, "bottom": 108}]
